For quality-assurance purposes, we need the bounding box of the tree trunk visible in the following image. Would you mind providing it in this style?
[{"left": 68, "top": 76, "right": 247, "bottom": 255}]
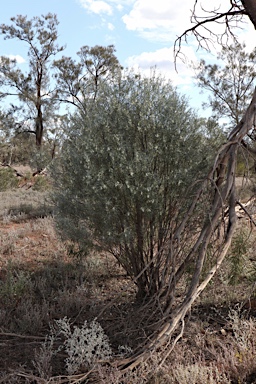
[
  {"left": 242, "top": 0, "right": 256, "bottom": 29},
  {"left": 35, "top": 107, "right": 43, "bottom": 148}
]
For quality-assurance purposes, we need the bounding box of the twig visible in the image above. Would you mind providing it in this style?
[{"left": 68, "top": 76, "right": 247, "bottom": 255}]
[
  {"left": 158, "top": 316, "right": 185, "bottom": 368},
  {"left": 0, "top": 331, "right": 45, "bottom": 340},
  {"left": 236, "top": 200, "right": 256, "bottom": 226}
]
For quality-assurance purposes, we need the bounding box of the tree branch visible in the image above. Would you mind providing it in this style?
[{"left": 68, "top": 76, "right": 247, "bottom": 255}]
[{"left": 174, "top": 7, "right": 246, "bottom": 65}]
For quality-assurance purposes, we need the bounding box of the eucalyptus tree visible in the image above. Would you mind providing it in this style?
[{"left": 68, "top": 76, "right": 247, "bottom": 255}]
[
  {"left": 53, "top": 44, "right": 121, "bottom": 111},
  {"left": 54, "top": 71, "right": 212, "bottom": 299},
  {"left": 0, "top": 14, "right": 121, "bottom": 169},
  {"left": 0, "top": 13, "right": 65, "bottom": 149},
  {"left": 195, "top": 42, "right": 256, "bottom": 129}
]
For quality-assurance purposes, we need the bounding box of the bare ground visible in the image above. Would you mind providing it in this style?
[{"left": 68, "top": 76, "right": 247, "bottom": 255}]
[{"left": 1, "top": 187, "right": 256, "bottom": 383}]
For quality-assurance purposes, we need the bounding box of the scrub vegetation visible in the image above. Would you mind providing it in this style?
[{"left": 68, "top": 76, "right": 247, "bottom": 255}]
[{"left": 2, "top": 1, "right": 256, "bottom": 382}]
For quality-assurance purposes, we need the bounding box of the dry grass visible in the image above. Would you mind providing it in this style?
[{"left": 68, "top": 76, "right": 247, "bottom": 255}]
[{"left": 1, "top": 185, "right": 256, "bottom": 383}]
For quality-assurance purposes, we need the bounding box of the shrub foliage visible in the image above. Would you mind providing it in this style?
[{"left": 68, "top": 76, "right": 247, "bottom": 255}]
[{"left": 54, "top": 72, "right": 212, "bottom": 298}]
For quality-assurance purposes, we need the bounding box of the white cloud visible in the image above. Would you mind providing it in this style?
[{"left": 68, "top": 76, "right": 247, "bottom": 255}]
[
  {"left": 122, "top": 0, "right": 192, "bottom": 41},
  {"left": 236, "top": 21, "right": 256, "bottom": 52},
  {"left": 109, "top": 0, "right": 136, "bottom": 5},
  {"left": 78, "top": 0, "right": 136, "bottom": 14},
  {"left": 107, "top": 22, "right": 115, "bottom": 30},
  {"left": 8, "top": 54, "right": 26, "bottom": 64},
  {"left": 126, "top": 46, "right": 198, "bottom": 87},
  {"left": 122, "top": 0, "right": 255, "bottom": 45},
  {"left": 79, "top": 0, "right": 113, "bottom": 15}
]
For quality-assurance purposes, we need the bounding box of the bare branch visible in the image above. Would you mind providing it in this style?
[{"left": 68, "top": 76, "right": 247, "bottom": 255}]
[
  {"left": 174, "top": 3, "right": 246, "bottom": 66},
  {"left": 236, "top": 200, "right": 256, "bottom": 226}
]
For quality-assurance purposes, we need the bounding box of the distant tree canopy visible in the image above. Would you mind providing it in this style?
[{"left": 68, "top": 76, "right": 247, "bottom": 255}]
[
  {"left": 195, "top": 42, "right": 256, "bottom": 129},
  {"left": 53, "top": 71, "right": 216, "bottom": 298},
  {"left": 0, "top": 13, "right": 64, "bottom": 149},
  {"left": 194, "top": 41, "right": 256, "bottom": 176},
  {"left": 53, "top": 44, "right": 122, "bottom": 110},
  {"left": 0, "top": 13, "right": 121, "bottom": 166}
]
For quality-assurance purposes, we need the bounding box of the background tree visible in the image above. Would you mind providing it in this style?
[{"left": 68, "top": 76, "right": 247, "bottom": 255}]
[
  {"left": 53, "top": 44, "right": 121, "bottom": 111},
  {"left": 0, "top": 14, "right": 120, "bottom": 168},
  {"left": 195, "top": 42, "right": 256, "bottom": 129},
  {"left": 195, "top": 41, "right": 256, "bottom": 177},
  {"left": 54, "top": 71, "right": 213, "bottom": 300},
  {"left": 0, "top": 108, "right": 16, "bottom": 164},
  {"left": 0, "top": 13, "right": 65, "bottom": 149}
]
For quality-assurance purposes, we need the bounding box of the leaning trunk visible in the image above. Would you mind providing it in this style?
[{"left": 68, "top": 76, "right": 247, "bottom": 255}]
[{"left": 242, "top": 0, "right": 256, "bottom": 29}]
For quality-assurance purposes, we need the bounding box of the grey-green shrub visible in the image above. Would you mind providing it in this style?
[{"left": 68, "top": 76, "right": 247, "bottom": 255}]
[
  {"left": 53, "top": 71, "right": 213, "bottom": 298},
  {"left": 0, "top": 167, "right": 19, "bottom": 191}
]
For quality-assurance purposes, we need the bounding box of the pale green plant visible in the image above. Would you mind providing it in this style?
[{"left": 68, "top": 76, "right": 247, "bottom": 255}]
[
  {"left": 228, "top": 307, "right": 254, "bottom": 350},
  {"left": 14, "top": 299, "right": 49, "bottom": 334},
  {"left": 169, "top": 363, "right": 231, "bottom": 384},
  {"left": 228, "top": 229, "right": 249, "bottom": 285},
  {"left": 33, "top": 175, "right": 51, "bottom": 191},
  {"left": 212, "top": 308, "right": 256, "bottom": 383},
  {"left": 33, "top": 334, "right": 55, "bottom": 379},
  {"left": 55, "top": 317, "right": 112, "bottom": 374},
  {"left": 0, "top": 268, "right": 32, "bottom": 302},
  {"left": 0, "top": 231, "right": 18, "bottom": 255},
  {"left": 0, "top": 167, "right": 19, "bottom": 191}
]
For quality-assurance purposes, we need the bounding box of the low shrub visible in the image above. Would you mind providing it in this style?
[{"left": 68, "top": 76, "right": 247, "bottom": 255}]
[{"left": 0, "top": 167, "right": 19, "bottom": 191}]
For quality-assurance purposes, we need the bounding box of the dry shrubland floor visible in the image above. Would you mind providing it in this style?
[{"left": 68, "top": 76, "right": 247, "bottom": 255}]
[{"left": 1, "top": 184, "right": 256, "bottom": 383}]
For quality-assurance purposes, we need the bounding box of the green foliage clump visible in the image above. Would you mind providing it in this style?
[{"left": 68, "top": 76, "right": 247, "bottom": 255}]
[
  {"left": 169, "top": 363, "right": 231, "bottom": 384},
  {"left": 196, "top": 42, "right": 256, "bottom": 128},
  {"left": 53, "top": 72, "right": 213, "bottom": 297},
  {"left": 0, "top": 167, "right": 19, "bottom": 191},
  {"left": 33, "top": 175, "right": 51, "bottom": 191},
  {"left": 0, "top": 268, "right": 32, "bottom": 304},
  {"left": 228, "top": 229, "right": 249, "bottom": 285}
]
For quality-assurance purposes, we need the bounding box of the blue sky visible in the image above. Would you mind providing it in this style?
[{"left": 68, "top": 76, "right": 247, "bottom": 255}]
[{"left": 0, "top": 0, "right": 255, "bottom": 114}]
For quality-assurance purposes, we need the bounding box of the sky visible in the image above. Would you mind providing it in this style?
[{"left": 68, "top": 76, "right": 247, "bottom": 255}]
[{"left": 0, "top": 0, "right": 255, "bottom": 115}]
